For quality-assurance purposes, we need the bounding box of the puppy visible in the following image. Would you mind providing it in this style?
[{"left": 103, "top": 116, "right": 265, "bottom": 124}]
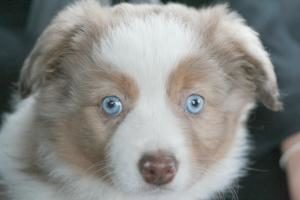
[{"left": 0, "top": 1, "right": 282, "bottom": 200}]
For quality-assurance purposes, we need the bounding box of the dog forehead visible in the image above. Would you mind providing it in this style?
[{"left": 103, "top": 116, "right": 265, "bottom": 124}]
[{"left": 97, "top": 15, "right": 198, "bottom": 93}]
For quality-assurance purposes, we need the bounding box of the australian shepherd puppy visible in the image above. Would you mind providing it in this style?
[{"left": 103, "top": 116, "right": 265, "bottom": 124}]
[{"left": 0, "top": 0, "right": 282, "bottom": 200}]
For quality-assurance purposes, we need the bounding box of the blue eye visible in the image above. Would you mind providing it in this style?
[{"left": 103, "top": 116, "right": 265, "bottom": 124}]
[
  {"left": 185, "top": 94, "right": 204, "bottom": 115},
  {"left": 101, "top": 96, "right": 123, "bottom": 117}
]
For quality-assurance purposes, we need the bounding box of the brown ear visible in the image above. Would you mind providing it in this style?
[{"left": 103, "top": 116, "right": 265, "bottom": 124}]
[
  {"left": 19, "top": 0, "right": 104, "bottom": 98},
  {"left": 198, "top": 4, "right": 282, "bottom": 111},
  {"left": 234, "top": 51, "right": 283, "bottom": 111}
]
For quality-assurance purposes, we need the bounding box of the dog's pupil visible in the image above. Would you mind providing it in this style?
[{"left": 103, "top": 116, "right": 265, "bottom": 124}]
[
  {"left": 107, "top": 101, "right": 115, "bottom": 108},
  {"left": 192, "top": 99, "right": 199, "bottom": 107}
]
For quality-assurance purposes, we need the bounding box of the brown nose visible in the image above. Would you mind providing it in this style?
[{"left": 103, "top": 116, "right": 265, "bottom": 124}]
[{"left": 138, "top": 153, "right": 178, "bottom": 186}]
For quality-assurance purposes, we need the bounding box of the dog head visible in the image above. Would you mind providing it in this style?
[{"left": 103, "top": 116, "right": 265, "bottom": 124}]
[{"left": 19, "top": 1, "right": 281, "bottom": 199}]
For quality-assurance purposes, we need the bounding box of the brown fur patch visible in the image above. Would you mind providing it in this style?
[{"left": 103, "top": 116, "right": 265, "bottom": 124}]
[
  {"left": 35, "top": 67, "right": 139, "bottom": 182},
  {"left": 164, "top": 4, "right": 281, "bottom": 181},
  {"left": 167, "top": 56, "right": 243, "bottom": 181},
  {"left": 19, "top": 0, "right": 108, "bottom": 98}
]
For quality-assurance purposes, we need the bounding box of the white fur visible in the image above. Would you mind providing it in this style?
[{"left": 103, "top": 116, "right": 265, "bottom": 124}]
[
  {"left": 98, "top": 14, "right": 198, "bottom": 194},
  {"left": 96, "top": 15, "right": 249, "bottom": 198},
  {"left": 0, "top": 15, "right": 250, "bottom": 200},
  {"left": 0, "top": 96, "right": 249, "bottom": 200},
  {"left": 0, "top": 97, "right": 63, "bottom": 200}
]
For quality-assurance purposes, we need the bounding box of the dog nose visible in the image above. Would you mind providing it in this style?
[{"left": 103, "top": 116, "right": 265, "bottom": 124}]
[{"left": 138, "top": 153, "right": 178, "bottom": 186}]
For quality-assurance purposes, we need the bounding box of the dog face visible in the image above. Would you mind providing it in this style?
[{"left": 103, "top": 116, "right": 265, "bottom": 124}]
[{"left": 19, "top": 1, "right": 281, "bottom": 199}]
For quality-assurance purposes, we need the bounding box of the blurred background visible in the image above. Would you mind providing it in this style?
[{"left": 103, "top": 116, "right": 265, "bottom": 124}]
[{"left": 0, "top": 0, "right": 299, "bottom": 200}]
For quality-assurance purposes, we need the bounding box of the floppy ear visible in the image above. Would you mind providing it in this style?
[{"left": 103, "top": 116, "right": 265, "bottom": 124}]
[
  {"left": 19, "top": 0, "right": 104, "bottom": 98},
  {"left": 199, "top": 5, "right": 282, "bottom": 111}
]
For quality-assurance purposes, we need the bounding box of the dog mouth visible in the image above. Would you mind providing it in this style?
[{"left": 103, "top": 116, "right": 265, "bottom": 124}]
[
  {"left": 109, "top": 169, "right": 190, "bottom": 196},
  {"left": 109, "top": 172, "right": 180, "bottom": 196},
  {"left": 121, "top": 183, "right": 178, "bottom": 196},
  {"left": 141, "top": 185, "right": 177, "bottom": 195}
]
